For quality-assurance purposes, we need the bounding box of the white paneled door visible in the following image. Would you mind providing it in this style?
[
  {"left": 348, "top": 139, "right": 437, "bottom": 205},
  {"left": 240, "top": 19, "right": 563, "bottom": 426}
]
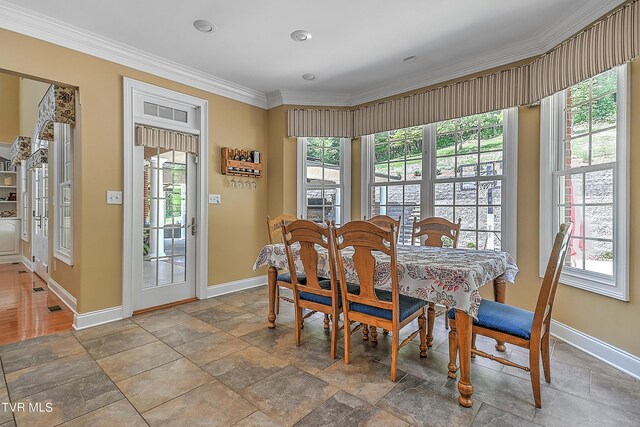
[
  {"left": 133, "top": 147, "right": 196, "bottom": 311},
  {"left": 32, "top": 164, "right": 49, "bottom": 281}
]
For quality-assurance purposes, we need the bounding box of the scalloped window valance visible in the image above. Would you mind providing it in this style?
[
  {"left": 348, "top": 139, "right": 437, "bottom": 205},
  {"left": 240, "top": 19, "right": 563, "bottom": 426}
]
[
  {"left": 10, "top": 136, "right": 31, "bottom": 166},
  {"left": 27, "top": 148, "right": 48, "bottom": 170},
  {"left": 37, "top": 85, "right": 76, "bottom": 141},
  {"left": 288, "top": 0, "right": 640, "bottom": 138}
]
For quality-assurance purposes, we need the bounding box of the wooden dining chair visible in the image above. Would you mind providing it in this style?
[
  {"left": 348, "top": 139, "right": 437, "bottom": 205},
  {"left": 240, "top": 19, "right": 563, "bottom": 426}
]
[
  {"left": 266, "top": 214, "right": 299, "bottom": 315},
  {"left": 281, "top": 219, "right": 347, "bottom": 359},
  {"left": 332, "top": 221, "right": 428, "bottom": 381},
  {"left": 367, "top": 215, "right": 401, "bottom": 242},
  {"left": 411, "top": 216, "right": 462, "bottom": 248},
  {"left": 411, "top": 216, "right": 462, "bottom": 329},
  {"left": 447, "top": 222, "right": 573, "bottom": 408}
]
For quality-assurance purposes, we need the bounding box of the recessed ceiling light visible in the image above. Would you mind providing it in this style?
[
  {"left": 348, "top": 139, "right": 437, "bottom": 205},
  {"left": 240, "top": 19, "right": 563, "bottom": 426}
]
[
  {"left": 291, "top": 30, "right": 312, "bottom": 42},
  {"left": 302, "top": 73, "right": 316, "bottom": 81},
  {"left": 193, "top": 20, "right": 215, "bottom": 33},
  {"left": 403, "top": 55, "right": 417, "bottom": 63}
]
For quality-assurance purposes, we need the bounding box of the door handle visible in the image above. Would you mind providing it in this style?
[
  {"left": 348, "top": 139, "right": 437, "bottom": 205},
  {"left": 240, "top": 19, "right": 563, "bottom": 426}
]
[{"left": 190, "top": 217, "right": 196, "bottom": 236}]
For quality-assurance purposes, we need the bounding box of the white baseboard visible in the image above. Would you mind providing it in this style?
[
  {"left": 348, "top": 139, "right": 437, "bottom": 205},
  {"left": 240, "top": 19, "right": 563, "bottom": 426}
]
[
  {"left": 551, "top": 320, "right": 640, "bottom": 379},
  {"left": 21, "top": 255, "right": 33, "bottom": 271},
  {"left": 47, "top": 278, "right": 78, "bottom": 314},
  {"left": 207, "top": 275, "right": 267, "bottom": 298},
  {"left": 74, "top": 306, "right": 124, "bottom": 330},
  {"left": 0, "top": 254, "right": 24, "bottom": 264}
]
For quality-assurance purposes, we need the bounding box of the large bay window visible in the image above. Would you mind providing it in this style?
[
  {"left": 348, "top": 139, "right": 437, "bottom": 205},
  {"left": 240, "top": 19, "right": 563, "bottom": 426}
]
[
  {"left": 363, "top": 109, "right": 518, "bottom": 255},
  {"left": 540, "top": 65, "right": 628, "bottom": 300},
  {"left": 297, "top": 137, "right": 351, "bottom": 225}
]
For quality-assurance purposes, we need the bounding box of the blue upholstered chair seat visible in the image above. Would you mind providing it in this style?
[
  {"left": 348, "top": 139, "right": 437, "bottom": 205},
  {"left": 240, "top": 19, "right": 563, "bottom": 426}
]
[
  {"left": 299, "top": 280, "right": 359, "bottom": 307},
  {"left": 277, "top": 272, "right": 306, "bottom": 284},
  {"left": 448, "top": 300, "right": 534, "bottom": 340},
  {"left": 350, "top": 289, "right": 426, "bottom": 321}
]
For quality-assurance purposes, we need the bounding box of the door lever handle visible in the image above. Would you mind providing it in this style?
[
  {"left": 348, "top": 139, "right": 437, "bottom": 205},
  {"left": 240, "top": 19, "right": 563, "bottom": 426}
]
[{"left": 191, "top": 217, "right": 196, "bottom": 236}]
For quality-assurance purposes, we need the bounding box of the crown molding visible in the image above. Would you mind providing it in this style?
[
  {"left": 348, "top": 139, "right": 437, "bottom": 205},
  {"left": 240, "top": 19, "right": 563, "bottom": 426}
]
[
  {"left": 0, "top": 0, "right": 624, "bottom": 110},
  {"left": 0, "top": 1, "right": 268, "bottom": 109},
  {"left": 267, "top": 90, "right": 354, "bottom": 109}
]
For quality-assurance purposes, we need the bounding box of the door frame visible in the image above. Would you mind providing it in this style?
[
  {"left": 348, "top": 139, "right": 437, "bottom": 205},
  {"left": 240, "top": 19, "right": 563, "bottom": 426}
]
[{"left": 122, "top": 78, "right": 209, "bottom": 318}]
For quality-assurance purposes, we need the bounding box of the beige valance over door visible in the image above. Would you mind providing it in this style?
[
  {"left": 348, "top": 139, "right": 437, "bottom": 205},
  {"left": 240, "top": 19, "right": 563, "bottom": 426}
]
[{"left": 135, "top": 125, "right": 199, "bottom": 154}]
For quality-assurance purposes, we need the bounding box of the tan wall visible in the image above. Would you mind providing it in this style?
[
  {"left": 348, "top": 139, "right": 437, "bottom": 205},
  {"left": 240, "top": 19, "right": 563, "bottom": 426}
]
[
  {"left": 17, "top": 78, "right": 49, "bottom": 264},
  {"left": 0, "top": 73, "right": 19, "bottom": 143},
  {"left": 1, "top": 28, "right": 268, "bottom": 313}
]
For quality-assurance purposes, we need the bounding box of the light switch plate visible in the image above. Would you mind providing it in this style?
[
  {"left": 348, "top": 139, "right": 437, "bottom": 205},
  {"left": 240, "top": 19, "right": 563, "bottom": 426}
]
[
  {"left": 106, "top": 190, "right": 123, "bottom": 205},
  {"left": 209, "top": 194, "right": 221, "bottom": 204}
]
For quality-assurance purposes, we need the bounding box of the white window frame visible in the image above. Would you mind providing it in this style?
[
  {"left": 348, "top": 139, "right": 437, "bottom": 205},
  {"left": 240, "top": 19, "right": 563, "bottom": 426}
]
[
  {"left": 20, "top": 162, "right": 29, "bottom": 242},
  {"left": 361, "top": 109, "right": 518, "bottom": 257},
  {"left": 53, "top": 123, "right": 73, "bottom": 265},
  {"left": 540, "top": 64, "right": 629, "bottom": 301},
  {"left": 297, "top": 137, "right": 351, "bottom": 224}
]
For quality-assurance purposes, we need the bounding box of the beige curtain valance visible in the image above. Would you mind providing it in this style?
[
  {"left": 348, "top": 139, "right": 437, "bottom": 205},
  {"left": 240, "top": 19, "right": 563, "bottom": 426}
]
[
  {"left": 287, "top": 109, "right": 354, "bottom": 138},
  {"left": 10, "top": 136, "right": 31, "bottom": 166},
  {"left": 27, "top": 148, "right": 48, "bottom": 171},
  {"left": 135, "top": 125, "right": 199, "bottom": 154},
  {"left": 288, "top": 0, "right": 640, "bottom": 138},
  {"left": 37, "top": 85, "right": 76, "bottom": 141}
]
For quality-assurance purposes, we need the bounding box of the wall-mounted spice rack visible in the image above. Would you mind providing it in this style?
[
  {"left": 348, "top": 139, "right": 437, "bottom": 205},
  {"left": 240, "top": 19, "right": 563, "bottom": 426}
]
[{"left": 221, "top": 147, "right": 263, "bottom": 178}]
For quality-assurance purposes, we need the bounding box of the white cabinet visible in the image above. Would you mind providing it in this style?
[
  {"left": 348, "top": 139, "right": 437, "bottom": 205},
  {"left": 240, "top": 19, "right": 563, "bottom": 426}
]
[{"left": 0, "top": 218, "right": 21, "bottom": 255}]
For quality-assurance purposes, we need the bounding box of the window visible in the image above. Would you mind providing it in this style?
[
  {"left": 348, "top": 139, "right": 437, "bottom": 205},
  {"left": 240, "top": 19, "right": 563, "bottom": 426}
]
[
  {"left": 297, "top": 137, "right": 351, "bottom": 225},
  {"left": 54, "top": 123, "right": 73, "bottom": 265},
  {"left": 363, "top": 109, "right": 518, "bottom": 254},
  {"left": 367, "top": 127, "right": 423, "bottom": 244},
  {"left": 540, "top": 65, "right": 628, "bottom": 300},
  {"left": 20, "top": 163, "right": 29, "bottom": 241}
]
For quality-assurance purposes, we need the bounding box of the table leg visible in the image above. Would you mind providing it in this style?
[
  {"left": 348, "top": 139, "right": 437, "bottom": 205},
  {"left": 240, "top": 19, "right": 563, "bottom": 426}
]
[
  {"left": 427, "top": 303, "right": 435, "bottom": 347},
  {"left": 267, "top": 266, "right": 277, "bottom": 329},
  {"left": 493, "top": 275, "right": 507, "bottom": 352},
  {"left": 455, "top": 309, "right": 474, "bottom": 407}
]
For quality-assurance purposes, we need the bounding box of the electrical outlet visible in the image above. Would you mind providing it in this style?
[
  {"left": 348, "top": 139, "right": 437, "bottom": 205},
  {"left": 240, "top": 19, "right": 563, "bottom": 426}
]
[
  {"left": 209, "top": 194, "right": 221, "bottom": 204},
  {"left": 106, "top": 191, "right": 123, "bottom": 205}
]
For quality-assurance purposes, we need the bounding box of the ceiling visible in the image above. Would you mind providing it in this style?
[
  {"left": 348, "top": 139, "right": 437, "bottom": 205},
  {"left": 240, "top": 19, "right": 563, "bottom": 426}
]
[{"left": 0, "top": 0, "right": 626, "bottom": 108}]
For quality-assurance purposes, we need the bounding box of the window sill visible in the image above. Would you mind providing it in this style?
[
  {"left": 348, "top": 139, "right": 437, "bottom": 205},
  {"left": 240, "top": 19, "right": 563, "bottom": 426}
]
[
  {"left": 54, "top": 250, "right": 73, "bottom": 267},
  {"left": 559, "top": 269, "right": 628, "bottom": 301}
]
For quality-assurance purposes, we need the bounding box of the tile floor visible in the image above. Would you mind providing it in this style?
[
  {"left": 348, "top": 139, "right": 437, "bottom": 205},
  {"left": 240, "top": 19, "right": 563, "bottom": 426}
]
[{"left": 0, "top": 286, "right": 638, "bottom": 426}]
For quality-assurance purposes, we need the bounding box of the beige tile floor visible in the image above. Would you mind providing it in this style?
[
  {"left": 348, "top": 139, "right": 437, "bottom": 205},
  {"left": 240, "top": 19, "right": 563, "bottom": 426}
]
[{"left": 0, "top": 286, "right": 638, "bottom": 426}]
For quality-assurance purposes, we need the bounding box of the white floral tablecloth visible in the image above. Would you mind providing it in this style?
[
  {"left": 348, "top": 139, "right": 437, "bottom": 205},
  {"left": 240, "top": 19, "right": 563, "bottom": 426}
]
[{"left": 253, "top": 244, "right": 519, "bottom": 318}]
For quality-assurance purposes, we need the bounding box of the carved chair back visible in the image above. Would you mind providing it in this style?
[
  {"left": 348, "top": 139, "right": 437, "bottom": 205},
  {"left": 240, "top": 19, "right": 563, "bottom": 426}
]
[
  {"left": 266, "top": 214, "right": 297, "bottom": 244},
  {"left": 411, "top": 217, "right": 462, "bottom": 248}
]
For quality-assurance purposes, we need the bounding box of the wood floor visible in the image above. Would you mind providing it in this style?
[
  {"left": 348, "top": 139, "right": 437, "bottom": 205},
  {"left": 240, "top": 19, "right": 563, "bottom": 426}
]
[{"left": 0, "top": 262, "right": 73, "bottom": 346}]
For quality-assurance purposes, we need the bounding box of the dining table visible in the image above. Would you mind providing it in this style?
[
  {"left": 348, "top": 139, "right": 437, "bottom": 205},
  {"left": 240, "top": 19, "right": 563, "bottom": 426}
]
[{"left": 253, "top": 243, "right": 519, "bottom": 408}]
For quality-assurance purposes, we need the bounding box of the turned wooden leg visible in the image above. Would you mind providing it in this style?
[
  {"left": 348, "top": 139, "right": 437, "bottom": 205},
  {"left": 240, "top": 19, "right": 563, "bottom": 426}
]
[
  {"left": 493, "top": 275, "right": 507, "bottom": 352},
  {"left": 448, "top": 320, "right": 458, "bottom": 379},
  {"left": 456, "top": 310, "right": 474, "bottom": 407},
  {"left": 383, "top": 329, "right": 389, "bottom": 335},
  {"left": 275, "top": 285, "right": 280, "bottom": 314},
  {"left": 324, "top": 314, "right": 330, "bottom": 330},
  {"left": 530, "top": 339, "right": 542, "bottom": 408},
  {"left": 363, "top": 324, "right": 369, "bottom": 341},
  {"left": 267, "top": 266, "right": 277, "bottom": 329},
  {"left": 542, "top": 332, "right": 551, "bottom": 384},
  {"left": 427, "top": 303, "right": 435, "bottom": 348},
  {"left": 370, "top": 327, "right": 378, "bottom": 343},
  {"left": 418, "top": 312, "right": 427, "bottom": 358}
]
